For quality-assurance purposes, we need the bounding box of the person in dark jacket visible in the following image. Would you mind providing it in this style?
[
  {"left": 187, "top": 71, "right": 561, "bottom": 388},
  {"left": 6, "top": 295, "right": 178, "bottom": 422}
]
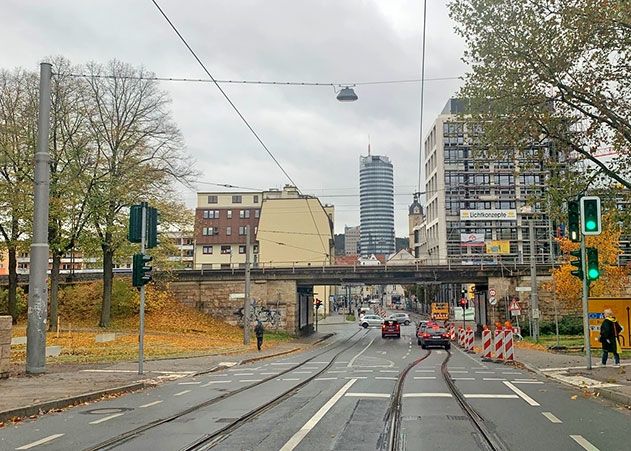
[
  {"left": 599, "top": 308, "right": 623, "bottom": 367},
  {"left": 254, "top": 320, "right": 265, "bottom": 351}
]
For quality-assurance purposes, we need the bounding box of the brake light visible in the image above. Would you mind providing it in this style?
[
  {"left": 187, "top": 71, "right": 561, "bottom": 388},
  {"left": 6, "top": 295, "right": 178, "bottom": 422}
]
[
  {"left": 441, "top": 333, "right": 450, "bottom": 338},
  {"left": 422, "top": 333, "right": 430, "bottom": 338}
]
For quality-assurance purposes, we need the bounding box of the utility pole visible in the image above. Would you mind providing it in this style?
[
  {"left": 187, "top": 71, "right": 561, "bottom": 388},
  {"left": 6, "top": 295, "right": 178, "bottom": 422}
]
[
  {"left": 529, "top": 220, "right": 539, "bottom": 341},
  {"left": 243, "top": 225, "right": 251, "bottom": 345},
  {"left": 26, "top": 62, "right": 52, "bottom": 375},
  {"left": 138, "top": 202, "right": 147, "bottom": 375},
  {"left": 580, "top": 232, "right": 592, "bottom": 369}
]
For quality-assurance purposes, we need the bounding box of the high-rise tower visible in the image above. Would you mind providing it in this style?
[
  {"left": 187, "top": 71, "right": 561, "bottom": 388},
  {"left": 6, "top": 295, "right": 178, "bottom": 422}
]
[{"left": 359, "top": 154, "right": 395, "bottom": 256}]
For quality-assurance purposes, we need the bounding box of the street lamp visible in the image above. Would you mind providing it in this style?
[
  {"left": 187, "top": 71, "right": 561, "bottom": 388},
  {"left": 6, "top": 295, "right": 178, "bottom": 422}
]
[{"left": 336, "top": 86, "right": 358, "bottom": 102}]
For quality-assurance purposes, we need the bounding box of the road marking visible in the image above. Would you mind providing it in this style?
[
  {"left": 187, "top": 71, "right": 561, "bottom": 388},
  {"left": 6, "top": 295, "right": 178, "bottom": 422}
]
[
  {"left": 293, "top": 371, "right": 313, "bottom": 374},
  {"left": 463, "top": 394, "right": 519, "bottom": 399},
  {"left": 503, "top": 381, "right": 540, "bottom": 406},
  {"left": 89, "top": 413, "right": 124, "bottom": 424},
  {"left": 312, "top": 361, "right": 329, "bottom": 364},
  {"left": 345, "top": 376, "right": 367, "bottom": 379},
  {"left": 281, "top": 378, "right": 300, "bottom": 381},
  {"left": 502, "top": 372, "right": 522, "bottom": 375},
  {"left": 354, "top": 369, "right": 373, "bottom": 373},
  {"left": 201, "top": 380, "right": 231, "bottom": 386},
  {"left": 260, "top": 372, "right": 279, "bottom": 375},
  {"left": 328, "top": 370, "right": 346, "bottom": 373},
  {"left": 271, "top": 363, "right": 295, "bottom": 366},
  {"left": 449, "top": 370, "right": 469, "bottom": 374},
  {"left": 345, "top": 392, "right": 390, "bottom": 398},
  {"left": 279, "top": 379, "right": 357, "bottom": 451},
  {"left": 173, "top": 390, "right": 191, "bottom": 397},
  {"left": 348, "top": 337, "right": 377, "bottom": 368},
  {"left": 301, "top": 367, "right": 319, "bottom": 370},
  {"left": 233, "top": 373, "right": 254, "bottom": 376},
  {"left": 413, "top": 376, "right": 437, "bottom": 380},
  {"left": 336, "top": 361, "right": 349, "bottom": 363},
  {"left": 415, "top": 369, "right": 435, "bottom": 373},
  {"left": 542, "top": 412, "right": 563, "bottom": 423},
  {"left": 139, "top": 400, "right": 163, "bottom": 408},
  {"left": 178, "top": 381, "right": 202, "bottom": 385},
  {"left": 511, "top": 381, "right": 544, "bottom": 385},
  {"left": 475, "top": 371, "right": 495, "bottom": 374},
  {"left": 239, "top": 379, "right": 263, "bottom": 382},
  {"left": 483, "top": 378, "right": 506, "bottom": 381},
  {"left": 16, "top": 434, "right": 65, "bottom": 450},
  {"left": 452, "top": 377, "right": 476, "bottom": 381},
  {"left": 81, "top": 369, "right": 136, "bottom": 373},
  {"left": 570, "top": 435, "right": 600, "bottom": 451},
  {"left": 403, "top": 393, "right": 452, "bottom": 398},
  {"left": 314, "top": 377, "right": 338, "bottom": 381},
  {"left": 380, "top": 370, "right": 399, "bottom": 373},
  {"left": 376, "top": 376, "right": 397, "bottom": 380}
]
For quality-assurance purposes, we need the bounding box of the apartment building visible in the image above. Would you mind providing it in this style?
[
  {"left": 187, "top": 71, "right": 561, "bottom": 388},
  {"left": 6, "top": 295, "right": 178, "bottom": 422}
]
[
  {"left": 164, "top": 231, "right": 195, "bottom": 269},
  {"left": 344, "top": 225, "right": 360, "bottom": 256}
]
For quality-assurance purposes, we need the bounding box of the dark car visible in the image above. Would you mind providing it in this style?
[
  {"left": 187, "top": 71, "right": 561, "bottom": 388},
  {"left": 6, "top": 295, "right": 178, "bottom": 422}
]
[
  {"left": 381, "top": 319, "right": 401, "bottom": 338},
  {"left": 418, "top": 326, "right": 450, "bottom": 350}
]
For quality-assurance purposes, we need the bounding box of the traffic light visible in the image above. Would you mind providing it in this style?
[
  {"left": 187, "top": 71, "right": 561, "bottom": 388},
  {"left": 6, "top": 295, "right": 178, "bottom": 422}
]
[
  {"left": 315, "top": 299, "right": 322, "bottom": 309},
  {"left": 567, "top": 200, "right": 580, "bottom": 242},
  {"left": 586, "top": 247, "right": 600, "bottom": 281},
  {"left": 128, "top": 205, "right": 143, "bottom": 243},
  {"left": 132, "top": 253, "right": 153, "bottom": 287},
  {"left": 459, "top": 298, "right": 468, "bottom": 309},
  {"left": 570, "top": 248, "right": 583, "bottom": 280},
  {"left": 146, "top": 207, "right": 159, "bottom": 249},
  {"left": 580, "top": 196, "right": 601, "bottom": 235}
]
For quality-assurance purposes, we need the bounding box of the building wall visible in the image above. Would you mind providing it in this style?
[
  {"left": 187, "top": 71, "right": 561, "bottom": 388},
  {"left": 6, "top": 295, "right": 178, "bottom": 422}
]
[{"left": 344, "top": 225, "right": 360, "bottom": 256}]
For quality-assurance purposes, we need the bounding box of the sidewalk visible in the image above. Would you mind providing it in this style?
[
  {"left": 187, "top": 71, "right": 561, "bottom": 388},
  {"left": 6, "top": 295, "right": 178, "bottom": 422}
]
[
  {"left": 471, "top": 337, "right": 631, "bottom": 408},
  {"left": 0, "top": 330, "right": 334, "bottom": 423}
]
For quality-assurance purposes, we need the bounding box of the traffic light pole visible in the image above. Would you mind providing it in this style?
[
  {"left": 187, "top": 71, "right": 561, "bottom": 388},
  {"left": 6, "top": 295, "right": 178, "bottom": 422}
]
[
  {"left": 243, "top": 225, "right": 251, "bottom": 345},
  {"left": 580, "top": 233, "right": 592, "bottom": 370},
  {"left": 529, "top": 220, "right": 539, "bottom": 341},
  {"left": 139, "top": 202, "right": 147, "bottom": 375}
]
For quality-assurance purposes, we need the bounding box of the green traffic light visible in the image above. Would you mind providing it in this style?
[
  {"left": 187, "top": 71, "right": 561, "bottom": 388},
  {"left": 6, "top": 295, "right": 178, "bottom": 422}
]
[
  {"left": 588, "top": 268, "right": 600, "bottom": 279},
  {"left": 585, "top": 220, "right": 596, "bottom": 231}
]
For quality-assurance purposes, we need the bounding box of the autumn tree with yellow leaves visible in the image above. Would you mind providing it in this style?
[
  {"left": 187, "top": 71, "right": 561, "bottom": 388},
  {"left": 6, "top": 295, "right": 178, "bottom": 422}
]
[{"left": 547, "top": 214, "right": 629, "bottom": 309}]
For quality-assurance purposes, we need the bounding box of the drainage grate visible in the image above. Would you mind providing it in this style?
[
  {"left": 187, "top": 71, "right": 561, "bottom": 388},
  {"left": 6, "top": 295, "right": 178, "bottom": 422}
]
[{"left": 446, "top": 415, "right": 468, "bottom": 421}]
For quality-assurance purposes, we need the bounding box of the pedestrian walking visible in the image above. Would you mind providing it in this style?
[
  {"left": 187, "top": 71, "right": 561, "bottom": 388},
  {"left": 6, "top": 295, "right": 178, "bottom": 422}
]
[
  {"left": 599, "top": 308, "right": 622, "bottom": 367},
  {"left": 254, "top": 320, "right": 265, "bottom": 351}
]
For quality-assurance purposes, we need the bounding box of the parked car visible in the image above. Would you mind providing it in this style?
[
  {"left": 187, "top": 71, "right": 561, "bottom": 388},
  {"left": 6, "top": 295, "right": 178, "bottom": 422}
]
[
  {"left": 418, "top": 326, "right": 451, "bottom": 350},
  {"left": 359, "top": 314, "right": 384, "bottom": 328},
  {"left": 387, "top": 313, "right": 411, "bottom": 326},
  {"left": 381, "top": 319, "right": 401, "bottom": 338}
]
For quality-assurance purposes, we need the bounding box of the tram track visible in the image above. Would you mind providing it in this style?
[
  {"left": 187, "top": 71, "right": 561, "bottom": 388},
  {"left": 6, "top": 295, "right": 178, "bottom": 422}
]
[{"left": 85, "top": 329, "right": 367, "bottom": 451}]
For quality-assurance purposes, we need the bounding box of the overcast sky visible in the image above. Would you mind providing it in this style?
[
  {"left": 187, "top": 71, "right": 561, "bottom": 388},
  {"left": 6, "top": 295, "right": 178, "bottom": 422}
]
[{"left": 1, "top": 0, "right": 467, "bottom": 236}]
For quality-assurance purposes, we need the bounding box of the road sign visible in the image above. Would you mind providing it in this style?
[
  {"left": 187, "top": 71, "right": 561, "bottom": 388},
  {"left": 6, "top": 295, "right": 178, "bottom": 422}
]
[
  {"left": 489, "top": 288, "right": 496, "bottom": 297},
  {"left": 515, "top": 287, "right": 532, "bottom": 292},
  {"left": 509, "top": 299, "right": 520, "bottom": 310},
  {"left": 488, "top": 297, "right": 497, "bottom": 306}
]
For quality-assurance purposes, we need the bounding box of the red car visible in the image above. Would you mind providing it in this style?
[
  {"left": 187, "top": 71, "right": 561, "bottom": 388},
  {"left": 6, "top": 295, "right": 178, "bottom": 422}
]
[{"left": 382, "top": 319, "right": 401, "bottom": 338}]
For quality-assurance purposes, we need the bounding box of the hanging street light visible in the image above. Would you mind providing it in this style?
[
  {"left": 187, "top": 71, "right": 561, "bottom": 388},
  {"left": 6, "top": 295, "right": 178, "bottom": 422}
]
[{"left": 336, "top": 86, "right": 358, "bottom": 102}]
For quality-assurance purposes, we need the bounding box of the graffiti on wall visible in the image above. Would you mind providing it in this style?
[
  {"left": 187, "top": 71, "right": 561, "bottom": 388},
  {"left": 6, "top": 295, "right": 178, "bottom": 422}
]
[{"left": 233, "top": 299, "right": 283, "bottom": 328}]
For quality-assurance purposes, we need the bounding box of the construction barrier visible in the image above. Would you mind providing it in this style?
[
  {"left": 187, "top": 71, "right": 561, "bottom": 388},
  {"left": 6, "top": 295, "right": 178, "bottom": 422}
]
[
  {"left": 465, "top": 327, "right": 474, "bottom": 352},
  {"left": 503, "top": 327, "right": 514, "bottom": 363},
  {"left": 458, "top": 327, "right": 465, "bottom": 348},
  {"left": 448, "top": 323, "right": 455, "bottom": 341},
  {"left": 481, "top": 328, "right": 493, "bottom": 361},
  {"left": 494, "top": 328, "right": 504, "bottom": 361}
]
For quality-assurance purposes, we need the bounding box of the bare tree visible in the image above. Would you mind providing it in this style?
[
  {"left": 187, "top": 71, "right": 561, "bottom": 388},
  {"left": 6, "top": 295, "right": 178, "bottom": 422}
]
[{"left": 83, "top": 60, "right": 195, "bottom": 327}]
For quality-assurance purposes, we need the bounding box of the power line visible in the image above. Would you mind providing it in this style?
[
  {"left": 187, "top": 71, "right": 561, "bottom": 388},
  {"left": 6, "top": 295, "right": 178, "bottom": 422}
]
[{"left": 149, "top": 0, "right": 298, "bottom": 189}]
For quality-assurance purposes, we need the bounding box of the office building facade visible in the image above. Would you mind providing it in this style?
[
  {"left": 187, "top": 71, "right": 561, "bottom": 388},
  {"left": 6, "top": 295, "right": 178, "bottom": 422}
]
[{"left": 344, "top": 225, "right": 360, "bottom": 256}]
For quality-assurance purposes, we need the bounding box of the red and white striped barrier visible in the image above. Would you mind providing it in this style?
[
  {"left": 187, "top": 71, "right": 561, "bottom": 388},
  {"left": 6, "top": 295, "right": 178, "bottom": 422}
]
[
  {"left": 458, "top": 328, "right": 465, "bottom": 348},
  {"left": 481, "top": 329, "right": 493, "bottom": 360},
  {"left": 448, "top": 323, "right": 455, "bottom": 341},
  {"left": 503, "top": 327, "right": 514, "bottom": 363},
  {"left": 465, "top": 328, "right": 474, "bottom": 352},
  {"left": 494, "top": 328, "right": 504, "bottom": 361}
]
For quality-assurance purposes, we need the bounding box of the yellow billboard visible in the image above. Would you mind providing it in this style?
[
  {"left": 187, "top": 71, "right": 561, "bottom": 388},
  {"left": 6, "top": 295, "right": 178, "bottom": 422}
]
[
  {"left": 587, "top": 298, "right": 631, "bottom": 350},
  {"left": 485, "top": 240, "right": 510, "bottom": 254}
]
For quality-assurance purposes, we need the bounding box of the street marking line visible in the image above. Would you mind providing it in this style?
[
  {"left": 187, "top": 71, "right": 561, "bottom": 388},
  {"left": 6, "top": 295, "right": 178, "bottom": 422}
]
[
  {"left": 301, "top": 367, "right": 319, "bottom": 370},
  {"left": 312, "top": 361, "right": 329, "bottom": 364},
  {"left": 503, "top": 381, "right": 540, "bottom": 406},
  {"left": 16, "top": 434, "right": 65, "bottom": 450},
  {"left": 380, "top": 370, "right": 399, "bottom": 373},
  {"left": 233, "top": 373, "right": 254, "bottom": 376},
  {"left": 354, "top": 369, "right": 374, "bottom": 373},
  {"left": 345, "top": 392, "right": 390, "bottom": 398},
  {"left": 463, "top": 394, "right": 519, "bottom": 399},
  {"left": 403, "top": 393, "right": 452, "bottom": 398},
  {"left": 281, "top": 378, "right": 300, "bottom": 381},
  {"left": 483, "top": 378, "right": 506, "bottom": 381},
  {"left": 139, "top": 400, "right": 163, "bottom": 408},
  {"left": 178, "top": 381, "right": 201, "bottom": 385},
  {"left": 271, "top": 363, "right": 295, "bottom": 366},
  {"left": 511, "top": 381, "right": 544, "bottom": 385},
  {"left": 293, "top": 371, "right": 313, "bottom": 374},
  {"left": 279, "top": 379, "right": 357, "bottom": 451},
  {"left": 452, "top": 377, "right": 476, "bottom": 381},
  {"left": 239, "top": 379, "right": 263, "bottom": 382},
  {"left": 260, "top": 372, "right": 279, "bottom": 375},
  {"left": 449, "top": 370, "right": 469, "bottom": 374},
  {"left": 328, "top": 370, "right": 346, "bottom": 373},
  {"left": 375, "top": 376, "right": 397, "bottom": 380},
  {"left": 173, "top": 390, "right": 191, "bottom": 397},
  {"left": 475, "top": 371, "right": 495, "bottom": 374},
  {"left": 542, "top": 412, "right": 563, "bottom": 423},
  {"left": 81, "top": 369, "right": 136, "bottom": 373},
  {"left": 314, "top": 377, "right": 338, "bottom": 381},
  {"left": 201, "top": 380, "right": 231, "bottom": 386},
  {"left": 89, "top": 413, "right": 124, "bottom": 424},
  {"left": 345, "top": 376, "right": 367, "bottom": 379},
  {"left": 413, "top": 376, "right": 437, "bottom": 380},
  {"left": 415, "top": 370, "right": 435, "bottom": 373},
  {"left": 502, "top": 372, "right": 522, "bottom": 375},
  {"left": 348, "top": 337, "right": 377, "bottom": 368},
  {"left": 570, "top": 435, "right": 600, "bottom": 451}
]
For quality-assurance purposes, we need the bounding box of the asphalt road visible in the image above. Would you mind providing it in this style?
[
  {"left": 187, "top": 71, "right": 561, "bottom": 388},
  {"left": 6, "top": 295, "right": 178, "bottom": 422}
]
[{"left": 1, "top": 319, "right": 629, "bottom": 451}]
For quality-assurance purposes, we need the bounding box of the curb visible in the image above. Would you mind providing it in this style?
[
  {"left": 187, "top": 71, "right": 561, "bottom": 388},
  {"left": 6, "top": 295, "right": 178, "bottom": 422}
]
[
  {"left": 0, "top": 382, "right": 146, "bottom": 423},
  {"left": 519, "top": 361, "right": 631, "bottom": 408},
  {"left": 239, "top": 347, "right": 302, "bottom": 365}
]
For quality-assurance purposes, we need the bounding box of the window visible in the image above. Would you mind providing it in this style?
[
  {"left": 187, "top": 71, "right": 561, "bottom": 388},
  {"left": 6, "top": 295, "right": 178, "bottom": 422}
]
[
  {"left": 221, "top": 245, "right": 231, "bottom": 254},
  {"left": 203, "top": 210, "right": 220, "bottom": 219},
  {"left": 253, "top": 244, "right": 259, "bottom": 254},
  {"left": 207, "top": 195, "right": 218, "bottom": 204},
  {"left": 227, "top": 210, "right": 232, "bottom": 219},
  {"left": 202, "top": 246, "right": 213, "bottom": 254},
  {"left": 254, "top": 209, "right": 260, "bottom": 218},
  {"left": 226, "top": 226, "right": 232, "bottom": 236},
  {"left": 202, "top": 227, "right": 219, "bottom": 236},
  {"left": 239, "top": 226, "right": 247, "bottom": 235},
  {"left": 232, "top": 195, "right": 242, "bottom": 203},
  {"left": 253, "top": 195, "right": 259, "bottom": 203},
  {"left": 239, "top": 209, "right": 250, "bottom": 219},
  {"left": 239, "top": 245, "right": 246, "bottom": 254}
]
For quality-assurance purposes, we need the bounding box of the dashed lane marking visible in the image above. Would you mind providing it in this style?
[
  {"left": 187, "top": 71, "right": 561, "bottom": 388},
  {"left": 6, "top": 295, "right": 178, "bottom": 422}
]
[
  {"left": 483, "top": 378, "right": 506, "bottom": 381},
  {"left": 449, "top": 370, "right": 469, "bottom": 374},
  {"left": 280, "top": 378, "right": 300, "bottom": 381},
  {"left": 403, "top": 393, "right": 452, "bottom": 398},
  {"left": 312, "top": 361, "right": 330, "bottom": 364},
  {"left": 415, "top": 370, "right": 435, "bottom": 373},
  {"left": 328, "top": 370, "right": 346, "bottom": 373},
  {"left": 542, "top": 412, "right": 563, "bottom": 423},
  {"left": 463, "top": 394, "right": 519, "bottom": 399},
  {"left": 380, "top": 370, "right": 399, "bottom": 373},
  {"left": 173, "top": 390, "right": 191, "bottom": 397},
  {"left": 413, "top": 376, "right": 437, "bottom": 380},
  {"left": 475, "top": 371, "right": 495, "bottom": 374},
  {"left": 293, "top": 371, "right": 313, "bottom": 374},
  {"left": 503, "top": 381, "right": 540, "bottom": 406},
  {"left": 512, "top": 381, "right": 544, "bottom": 385},
  {"left": 239, "top": 379, "right": 263, "bottom": 382},
  {"left": 314, "top": 377, "right": 338, "bottom": 381},
  {"left": 201, "top": 380, "right": 231, "bottom": 386},
  {"left": 345, "top": 376, "right": 367, "bottom": 379},
  {"left": 375, "top": 376, "right": 397, "bottom": 380},
  {"left": 233, "top": 373, "right": 254, "bottom": 376},
  {"left": 178, "top": 381, "right": 201, "bottom": 385},
  {"left": 15, "top": 434, "right": 65, "bottom": 450},
  {"left": 139, "top": 400, "right": 163, "bottom": 408},
  {"left": 570, "top": 435, "right": 600, "bottom": 451},
  {"left": 271, "top": 363, "right": 295, "bottom": 366},
  {"left": 452, "top": 377, "right": 476, "bottom": 381},
  {"left": 354, "top": 369, "right": 373, "bottom": 373},
  {"left": 260, "top": 372, "right": 280, "bottom": 375},
  {"left": 89, "top": 413, "right": 125, "bottom": 424},
  {"left": 345, "top": 393, "right": 391, "bottom": 398}
]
